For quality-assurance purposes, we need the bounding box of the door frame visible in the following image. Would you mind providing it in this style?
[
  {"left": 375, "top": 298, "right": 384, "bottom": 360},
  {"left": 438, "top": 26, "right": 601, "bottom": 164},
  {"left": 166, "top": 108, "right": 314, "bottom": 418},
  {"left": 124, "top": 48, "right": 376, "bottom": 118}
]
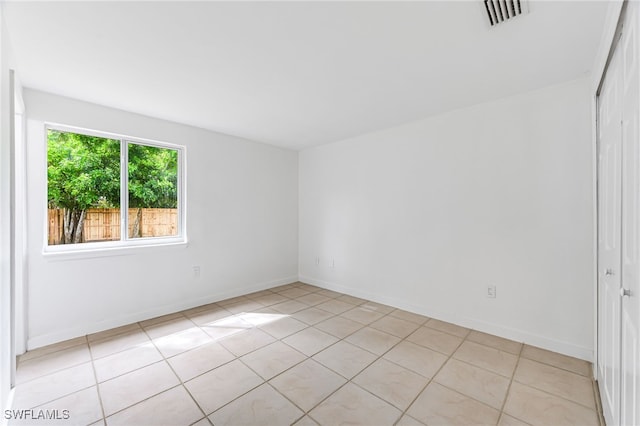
[
  {"left": 594, "top": 3, "right": 636, "bottom": 426},
  {"left": 593, "top": 1, "right": 625, "bottom": 382}
]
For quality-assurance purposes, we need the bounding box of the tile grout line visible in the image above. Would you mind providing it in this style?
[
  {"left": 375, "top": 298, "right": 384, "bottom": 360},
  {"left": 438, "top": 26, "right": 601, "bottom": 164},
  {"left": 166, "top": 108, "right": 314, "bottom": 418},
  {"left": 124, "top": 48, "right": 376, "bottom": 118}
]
[
  {"left": 137, "top": 322, "right": 211, "bottom": 424},
  {"left": 14, "top": 358, "right": 91, "bottom": 388},
  {"left": 88, "top": 325, "right": 146, "bottom": 363},
  {"left": 496, "top": 340, "right": 525, "bottom": 425},
  {"left": 507, "top": 348, "right": 600, "bottom": 413},
  {"left": 220, "top": 360, "right": 307, "bottom": 422},
  {"left": 95, "top": 319, "right": 203, "bottom": 421},
  {"left": 329, "top": 316, "right": 432, "bottom": 423},
  {"left": 517, "top": 347, "right": 594, "bottom": 377},
  {"left": 508, "top": 375, "right": 603, "bottom": 413},
  {"left": 157, "top": 286, "right": 319, "bottom": 420},
  {"left": 190, "top": 283, "right": 337, "bottom": 421},
  {"left": 238, "top": 306, "right": 372, "bottom": 418},
  {"left": 16, "top": 339, "right": 88, "bottom": 365},
  {"left": 298, "top": 306, "right": 427, "bottom": 423},
  {"left": 592, "top": 378, "right": 606, "bottom": 426},
  {"left": 102, "top": 318, "right": 185, "bottom": 418},
  {"left": 100, "top": 381, "right": 185, "bottom": 420},
  {"left": 129, "top": 303, "right": 293, "bottom": 386},
  {"left": 13, "top": 337, "right": 100, "bottom": 420},
  {"left": 86, "top": 334, "right": 108, "bottom": 426},
  {"left": 204, "top": 296, "right": 401, "bottom": 422},
  {"left": 394, "top": 328, "right": 472, "bottom": 425},
  {"left": 262, "top": 382, "right": 307, "bottom": 425}
]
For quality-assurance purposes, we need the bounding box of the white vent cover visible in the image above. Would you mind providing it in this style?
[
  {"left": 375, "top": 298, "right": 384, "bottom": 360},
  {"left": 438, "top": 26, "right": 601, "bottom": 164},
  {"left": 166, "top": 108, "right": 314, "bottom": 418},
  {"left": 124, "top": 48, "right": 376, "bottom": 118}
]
[{"left": 483, "top": 0, "right": 528, "bottom": 26}]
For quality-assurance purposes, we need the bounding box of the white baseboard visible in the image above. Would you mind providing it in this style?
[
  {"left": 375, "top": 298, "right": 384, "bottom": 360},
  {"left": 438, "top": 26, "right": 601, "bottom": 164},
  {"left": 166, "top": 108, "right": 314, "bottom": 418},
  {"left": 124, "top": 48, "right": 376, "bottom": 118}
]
[
  {"left": 26, "top": 275, "right": 298, "bottom": 350},
  {"left": 299, "top": 275, "right": 594, "bottom": 362}
]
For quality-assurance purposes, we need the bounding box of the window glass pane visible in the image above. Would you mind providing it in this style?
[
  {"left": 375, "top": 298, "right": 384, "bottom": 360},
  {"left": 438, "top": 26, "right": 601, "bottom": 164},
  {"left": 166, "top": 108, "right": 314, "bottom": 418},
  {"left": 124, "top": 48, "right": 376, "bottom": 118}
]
[
  {"left": 127, "top": 143, "right": 179, "bottom": 238},
  {"left": 47, "top": 129, "right": 121, "bottom": 245}
]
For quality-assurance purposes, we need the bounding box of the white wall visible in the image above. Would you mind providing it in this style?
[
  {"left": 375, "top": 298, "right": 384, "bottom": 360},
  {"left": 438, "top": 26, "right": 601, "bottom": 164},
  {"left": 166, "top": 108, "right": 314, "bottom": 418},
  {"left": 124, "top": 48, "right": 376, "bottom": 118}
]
[
  {"left": 22, "top": 75, "right": 595, "bottom": 362},
  {"left": 25, "top": 89, "right": 298, "bottom": 349},
  {"left": 299, "top": 78, "right": 594, "bottom": 360}
]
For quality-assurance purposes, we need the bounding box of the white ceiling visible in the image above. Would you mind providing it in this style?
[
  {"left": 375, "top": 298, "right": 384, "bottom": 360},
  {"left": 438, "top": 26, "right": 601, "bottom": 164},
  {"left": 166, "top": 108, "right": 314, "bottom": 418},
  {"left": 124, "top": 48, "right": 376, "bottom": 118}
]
[{"left": 4, "top": 1, "right": 607, "bottom": 150}]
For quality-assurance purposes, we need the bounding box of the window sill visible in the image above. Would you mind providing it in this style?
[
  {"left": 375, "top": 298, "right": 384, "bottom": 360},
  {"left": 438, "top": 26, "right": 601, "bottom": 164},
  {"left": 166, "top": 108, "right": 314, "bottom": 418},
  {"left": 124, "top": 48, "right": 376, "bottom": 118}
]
[{"left": 42, "top": 239, "right": 188, "bottom": 262}]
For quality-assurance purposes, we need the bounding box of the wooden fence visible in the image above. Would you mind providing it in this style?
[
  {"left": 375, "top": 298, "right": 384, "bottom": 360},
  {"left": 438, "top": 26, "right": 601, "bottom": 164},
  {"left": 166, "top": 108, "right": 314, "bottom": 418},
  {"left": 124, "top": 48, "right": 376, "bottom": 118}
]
[{"left": 48, "top": 208, "right": 178, "bottom": 245}]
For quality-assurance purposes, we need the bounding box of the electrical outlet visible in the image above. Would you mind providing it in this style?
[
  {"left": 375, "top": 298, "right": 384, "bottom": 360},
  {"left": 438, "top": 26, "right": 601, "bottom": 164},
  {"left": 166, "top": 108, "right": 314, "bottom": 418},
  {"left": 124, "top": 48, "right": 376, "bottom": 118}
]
[
  {"left": 315, "top": 257, "right": 320, "bottom": 266},
  {"left": 331, "top": 258, "right": 335, "bottom": 269},
  {"left": 193, "top": 265, "right": 201, "bottom": 278},
  {"left": 487, "top": 285, "right": 496, "bottom": 298}
]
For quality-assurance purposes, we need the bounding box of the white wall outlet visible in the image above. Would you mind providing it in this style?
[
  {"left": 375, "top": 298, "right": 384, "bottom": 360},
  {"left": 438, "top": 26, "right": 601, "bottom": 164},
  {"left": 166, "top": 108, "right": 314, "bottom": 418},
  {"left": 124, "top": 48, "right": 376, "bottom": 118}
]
[
  {"left": 331, "top": 258, "right": 335, "bottom": 269},
  {"left": 315, "top": 257, "right": 320, "bottom": 266},
  {"left": 487, "top": 285, "right": 496, "bottom": 298},
  {"left": 193, "top": 265, "right": 201, "bottom": 278}
]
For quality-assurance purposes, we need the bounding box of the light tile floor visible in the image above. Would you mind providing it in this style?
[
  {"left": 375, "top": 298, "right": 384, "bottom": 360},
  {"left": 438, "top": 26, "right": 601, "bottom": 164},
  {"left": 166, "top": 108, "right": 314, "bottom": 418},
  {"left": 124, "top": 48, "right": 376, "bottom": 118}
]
[{"left": 10, "top": 282, "right": 603, "bottom": 426}]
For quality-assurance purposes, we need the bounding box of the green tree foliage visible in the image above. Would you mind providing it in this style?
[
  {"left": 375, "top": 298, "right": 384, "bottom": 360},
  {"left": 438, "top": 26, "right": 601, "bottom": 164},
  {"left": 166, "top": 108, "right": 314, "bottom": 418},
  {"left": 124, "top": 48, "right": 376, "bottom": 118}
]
[
  {"left": 128, "top": 144, "right": 178, "bottom": 238},
  {"left": 48, "top": 130, "right": 120, "bottom": 244},
  {"left": 128, "top": 144, "right": 178, "bottom": 209},
  {"left": 47, "top": 130, "right": 121, "bottom": 210},
  {"left": 47, "top": 129, "right": 179, "bottom": 244}
]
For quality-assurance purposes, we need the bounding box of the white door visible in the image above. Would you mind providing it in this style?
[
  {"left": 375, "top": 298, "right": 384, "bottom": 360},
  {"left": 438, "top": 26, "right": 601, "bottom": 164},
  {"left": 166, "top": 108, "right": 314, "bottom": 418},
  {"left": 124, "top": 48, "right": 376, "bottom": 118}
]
[
  {"left": 598, "top": 3, "right": 640, "bottom": 425},
  {"left": 620, "top": 2, "right": 640, "bottom": 425},
  {"left": 598, "top": 39, "right": 623, "bottom": 426}
]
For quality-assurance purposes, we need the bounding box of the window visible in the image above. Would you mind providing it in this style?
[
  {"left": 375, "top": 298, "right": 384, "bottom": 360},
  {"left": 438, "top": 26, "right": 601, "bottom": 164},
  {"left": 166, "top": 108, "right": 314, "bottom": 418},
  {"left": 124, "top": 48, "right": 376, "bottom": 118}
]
[{"left": 46, "top": 126, "right": 185, "bottom": 250}]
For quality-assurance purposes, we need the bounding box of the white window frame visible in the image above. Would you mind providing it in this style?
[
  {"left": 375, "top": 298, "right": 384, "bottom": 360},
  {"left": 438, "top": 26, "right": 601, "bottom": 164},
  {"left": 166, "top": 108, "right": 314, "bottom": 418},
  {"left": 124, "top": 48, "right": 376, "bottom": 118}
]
[{"left": 43, "top": 123, "right": 187, "bottom": 255}]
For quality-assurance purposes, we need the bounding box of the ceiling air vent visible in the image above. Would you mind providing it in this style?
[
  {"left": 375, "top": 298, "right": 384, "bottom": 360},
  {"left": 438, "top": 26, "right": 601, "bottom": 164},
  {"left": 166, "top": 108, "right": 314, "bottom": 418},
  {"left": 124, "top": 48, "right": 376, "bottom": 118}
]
[{"left": 483, "top": 0, "right": 528, "bottom": 26}]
